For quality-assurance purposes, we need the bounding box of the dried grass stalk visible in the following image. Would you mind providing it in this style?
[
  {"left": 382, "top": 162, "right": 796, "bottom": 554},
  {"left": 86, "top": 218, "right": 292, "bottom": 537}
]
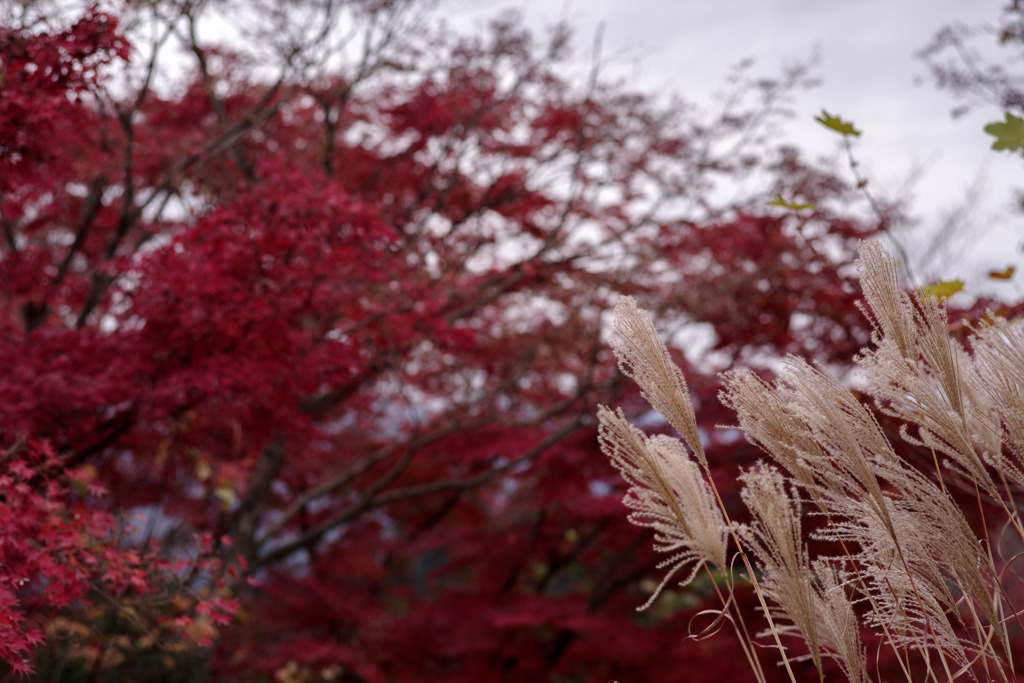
[{"left": 597, "top": 241, "right": 1023, "bottom": 682}]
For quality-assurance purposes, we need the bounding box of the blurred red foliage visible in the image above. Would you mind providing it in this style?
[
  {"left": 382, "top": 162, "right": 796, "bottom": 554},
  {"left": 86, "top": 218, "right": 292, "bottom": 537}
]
[{"left": 4, "top": 2, "right": 1006, "bottom": 680}]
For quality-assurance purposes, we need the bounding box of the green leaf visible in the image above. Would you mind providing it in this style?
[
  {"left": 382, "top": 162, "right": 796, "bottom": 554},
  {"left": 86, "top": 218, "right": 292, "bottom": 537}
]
[
  {"left": 917, "top": 279, "right": 964, "bottom": 300},
  {"left": 814, "top": 110, "right": 861, "bottom": 137},
  {"left": 984, "top": 113, "right": 1024, "bottom": 152},
  {"left": 767, "top": 195, "right": 816, "bottom": 211}
]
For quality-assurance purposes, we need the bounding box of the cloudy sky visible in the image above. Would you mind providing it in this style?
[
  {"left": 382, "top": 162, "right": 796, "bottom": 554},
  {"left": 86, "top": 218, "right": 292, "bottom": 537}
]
[{"left": 453, "top": 0, "right": 1024, "bottom": 294}]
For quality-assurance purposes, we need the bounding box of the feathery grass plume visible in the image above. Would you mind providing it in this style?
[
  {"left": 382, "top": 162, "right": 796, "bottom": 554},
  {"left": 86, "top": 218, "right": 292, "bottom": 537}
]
[
  {"left": 611, "top": 296, "right": 707, "bottom": 468},
  {"left": 768, "top": 361, "right": 965, "bottom": 667},
  {"left": 738, "top": 466, "right": 826, "bottom": 675},
  {"left": 857, "top": 240, "right": 917, "bottom": 361},
  {"left": 732, "top": 356, "right": 1004, "bottom": 673},
  {"left": 608, "top": 299, "right": 800, "bottom": 681},
  {"left": 597, "top": 241, "right": 1024, "bottom": 681},
  {"left": 596, "top": 406, "right": 728, "bottom": 608},
  {"left": 822, "top": 496, "right": 982, "bottom": 670},
  {"left": 719, "top": 369, "right": 820, "bottom": 487},
  {"left": 972, "top": 315, "right": 1024, "bottom": 491},
  {"left": 777, "top": 358, "right": 1003, "bottom": 669},
  {"left": 774, "top": 359, "right": 896, "bottom": 508},
  {"left": 952, "top": 342, "right": 1006, "bottom": 470},
  {"left": 813, "top": 561, "right": 869, "bottom": 683},
  {"left": 857, "top": 243, "right": 998, "bottom": 498}
]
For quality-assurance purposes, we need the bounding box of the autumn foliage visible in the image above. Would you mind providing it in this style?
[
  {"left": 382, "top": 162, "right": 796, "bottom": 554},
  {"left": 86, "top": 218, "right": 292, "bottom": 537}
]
[{"left": 3, "top": 1, "right": 1009, "bottom": 681}]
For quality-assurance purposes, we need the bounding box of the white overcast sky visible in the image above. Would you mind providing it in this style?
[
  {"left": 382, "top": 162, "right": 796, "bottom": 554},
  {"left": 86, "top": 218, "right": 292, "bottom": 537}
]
[{"left": 449, "top": 0, "right": 1024, "bottom": 295}]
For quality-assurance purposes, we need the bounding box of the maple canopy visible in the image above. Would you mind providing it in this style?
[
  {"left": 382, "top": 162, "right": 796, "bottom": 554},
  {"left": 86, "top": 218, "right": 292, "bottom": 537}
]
[{"left": 2, "top": 1, "right": 984, "bottom": 681}]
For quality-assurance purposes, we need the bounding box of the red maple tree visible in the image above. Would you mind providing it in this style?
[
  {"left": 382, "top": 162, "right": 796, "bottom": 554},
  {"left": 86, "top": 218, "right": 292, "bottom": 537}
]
[{"left": 4, "top": 2, "right": 990, "bottom": 681}]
